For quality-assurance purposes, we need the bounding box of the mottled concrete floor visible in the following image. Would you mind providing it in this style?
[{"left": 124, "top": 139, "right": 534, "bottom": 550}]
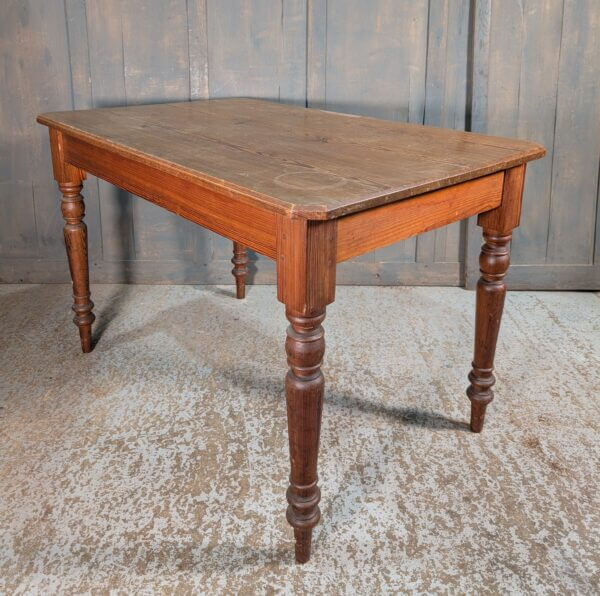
[{"left": 0, "top": 284, "right": 599, "bottom": 594}]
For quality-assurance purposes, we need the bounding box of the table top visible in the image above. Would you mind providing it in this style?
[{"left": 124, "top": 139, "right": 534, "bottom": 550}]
[{"left": 38, "top": 99, "right": 545, "bottom": 219}]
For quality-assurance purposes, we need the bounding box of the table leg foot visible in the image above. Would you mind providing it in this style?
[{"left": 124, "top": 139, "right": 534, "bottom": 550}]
[
  {"left": 293, "top": 528, "right": 313, "bottom": 564},
  {"left": 468, "top": 383, "right": 491, "bottom": 433},
  {"left": 231, "top": 241, "right": 248, "bottom": 299}
]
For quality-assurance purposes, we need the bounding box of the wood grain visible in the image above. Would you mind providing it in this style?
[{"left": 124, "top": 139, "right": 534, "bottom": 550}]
[
  {"left": 0, "top": 0, "right": 72, "bottom": 259},
  {"left": 478, "top": 165, "right": 525, "bottom": 234},
  {"left": 231, "top": 242, "right": 248, "bottom": 299},
  {"left": 84, "top": 0, "right": 136, "bottom": 262},
  {"left": 466, "top": 0, "right": 600, "bottom": 288},
  {"left": 276, "top": 217, "right": 337, "bottom": 313},
  {"left": 337, "top": 172, "right": 503, "bottom": 262},
  {"left": 276, "top": 214, "right": 337, "bottom": 563},
  {"left": 546, "top": 0, "right": 600, "bottom": 264},
  {"left": 121, "top": 0, "right": 195, "bottom": 262},
  {"left": 50, "top": 129, "right": 95, "bottom": 353},
  {"left": 3, "top": 2, "right": 599, "bottom": 288},
  {"left": 62, "top": 133, "right": 277, "bottom": 258},
  {"left": 467, "top": 164, "right": 526, "bottom": 432},
  {"left": 38, "top": 99, "right": 545, "bottom": 220},
  {"left": 420, "top": 0, "right": 470, "bottom": 266}
]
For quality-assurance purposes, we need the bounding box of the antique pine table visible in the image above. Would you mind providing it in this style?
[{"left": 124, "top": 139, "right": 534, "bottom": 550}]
[{"left": 37, "top": 99, "right": 545, "bottom": 563}]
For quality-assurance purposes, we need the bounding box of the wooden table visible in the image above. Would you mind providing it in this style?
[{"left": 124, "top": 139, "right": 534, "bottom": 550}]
[{"left": 37, "top": 99, "right": 545, "bottom": 563}]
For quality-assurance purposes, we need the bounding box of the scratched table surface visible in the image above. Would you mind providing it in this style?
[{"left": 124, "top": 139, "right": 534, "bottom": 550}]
[{"left": 38, "top": 98, "right": 545, "bottom": 219}]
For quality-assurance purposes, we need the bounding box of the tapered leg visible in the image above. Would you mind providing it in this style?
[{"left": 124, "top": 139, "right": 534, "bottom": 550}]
[
  {"left": 467, "top": 165, "right": 525, "bottom": 432},
  {"left": 285, "top": 308, "right": 325, "bottom": 563},
  {"left": 48, "top": 128, "right": 95, "bottom": 352},
  {"left": 59, "top": 180, "right": 95, "bottom": 353},
  {"left": 277, "top": 215, "right": 336, "bottom": 563},
  {"left": 467, "top": 231, "right": 511, "bottom": 432},
  {"left": 231, "top": 241, "right": 248, "bottom": 299}
]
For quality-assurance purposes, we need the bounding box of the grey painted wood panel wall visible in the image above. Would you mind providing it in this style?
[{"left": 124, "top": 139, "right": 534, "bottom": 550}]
[{"left": 1, "top": 0, "right": 599, "bottom": 289}]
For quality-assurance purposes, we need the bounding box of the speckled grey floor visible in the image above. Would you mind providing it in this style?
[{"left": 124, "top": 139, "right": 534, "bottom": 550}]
[{"left": 0, "top": 284, "right": 599, "bottom": 594}]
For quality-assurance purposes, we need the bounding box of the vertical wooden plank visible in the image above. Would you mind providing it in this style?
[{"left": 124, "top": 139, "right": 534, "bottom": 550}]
[
  {"left": 595, "top": 161, "right": 600, "bottom": 265},
  {"left": 486, "top": 0, "right": 523, "bottom": 138},
  {"left": 29, "top": 2, "right": 75, "bottom": 259},
  {"left": 470, "top": 0, "right": 564, "bottom": 267},
  {"left": 434, "top": 0, "right": 469, "bottom": 266},
  {"left": 424, "top": 0, "right": 469, "bottom": 131},
  {"left": 207, "top": 0, "right": 307, "bottom": 264},
  {"left": 187, "top": 0, "right": 210, "bottom": 100},
  {"left": 546, "top": 0, "right": 600, "bottom": 264},
  {"left": 86, "top": 0, "right": 135, "bottom": 262},
  {"left": 207, "top": 0, "right": 307, "bottom": 103},
  {"left": 325, "top": 0, "right": 428, "bottom": 265},
  {"left": 469, "top": 0, "right": 491, "bottom": 134},
  {"left": 207, "top": 0, "right": 282, "bottom": 99},
  {"left": 65, "top": 0, "right": 102, "bottom": 260},
  {"left": 64, "top": 0, "right": 93, "bottom": 109},
  {"left": 280, "top": 0, "right": 307, "bottom": 105},
  {"left": 465, "top": 0, "right": 492, "bottom": 288},
  {"left": 509, "top": 0, "right": 563, "bottom": 265},
  {"left": 0, "top": 1, "right": 39, "bottom": 258},
  {"left": 418, "top": 0, "right": 469, "bottom": 269},
  {"left": 187, "top": 0, "right": 213, "bottom": 268},
  {"left": 325, "top": 0, "right": 427, "bottom": 121},
  {"left": 122, "top": 0, "right": 190, "bottom": 106},
  {"left": 307, "top": 0, "right": 327, "bottom": 108},
  {"left": 121, "top": 0, "right": 196, "bottom": 261},
  {"left": 0, "top": 0, "right": 76, "bottom": 260}
]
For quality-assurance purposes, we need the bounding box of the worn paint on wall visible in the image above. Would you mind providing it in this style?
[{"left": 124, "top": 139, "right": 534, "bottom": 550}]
[{"left": 1, "top": 0, "right": 599, "bottom": 288}]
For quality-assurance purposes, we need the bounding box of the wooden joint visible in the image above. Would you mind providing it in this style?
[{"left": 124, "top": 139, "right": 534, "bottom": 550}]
[
  {"left": 478, "top": 165, "right": 525, "bottom": 235},
  {"left": 337, "top": 172, "right": 504, "bottom": 262},
  {"left": 276, "top": 216, "right": 337, "bottom": 315},
  {"left": 49, "top": 129, "right": 86, "bottom": 184}
]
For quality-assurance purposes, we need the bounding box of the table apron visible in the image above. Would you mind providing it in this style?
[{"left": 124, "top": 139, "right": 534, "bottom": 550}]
[
  {"left": 62, "top": 133, "right": 278, "bottom": 259},
  {"left": 336, "top": 171, "right": 504, "bottom": 262},
  {"left": 61, "top": 131, "right": 506, "bottom": 265}
]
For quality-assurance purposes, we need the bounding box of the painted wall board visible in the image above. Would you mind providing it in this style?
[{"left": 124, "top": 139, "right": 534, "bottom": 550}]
[
  {"left": 465, "top": 0, "right": 600, "bottom": 288},
  {"left": 1, "top": 0, "right": 599, "bottom": 289}
]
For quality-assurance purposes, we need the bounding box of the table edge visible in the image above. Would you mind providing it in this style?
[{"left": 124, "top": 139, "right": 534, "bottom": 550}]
[{"left": 36, "top": 113, "right": 546, "bottom": 221}]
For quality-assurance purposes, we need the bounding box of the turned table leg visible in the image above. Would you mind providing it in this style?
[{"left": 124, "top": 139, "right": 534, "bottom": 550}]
[
  {"left": 59, "top": 180, "right": 95, "bottom": 353},
  {"left": 277, "top": 216, "right": 336, "bottom": 563},
  {"left": 467, "top": 231, "right": 511, "bottom": 431},
  {"left": 49, "top": 129, "right": 95, "bottom": 353},
  {"left": 231, "top": 241, "right": 248, "bottom": 299},
  {"left": 285, "top": 308, "right": 325, "bottom": 562},
  {"left": 467, "top": 165, "right": 525, "bottom": 432}
]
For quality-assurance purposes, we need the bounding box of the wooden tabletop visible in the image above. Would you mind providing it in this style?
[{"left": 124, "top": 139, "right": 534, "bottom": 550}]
[{"left": 38, "top": 99, "right": 545, "bottom": 219}]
